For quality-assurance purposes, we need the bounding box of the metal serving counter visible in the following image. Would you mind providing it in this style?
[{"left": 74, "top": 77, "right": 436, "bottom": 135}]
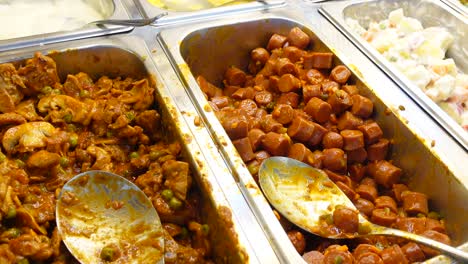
[{"left": 0, "top": 0, "right": 466, "bottom": 263}]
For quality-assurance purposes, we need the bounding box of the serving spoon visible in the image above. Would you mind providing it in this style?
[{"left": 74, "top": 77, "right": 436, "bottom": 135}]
[
  {"left": 56, "top": 171, "right": 164, "bottom": 264},
  {"left": 258, "top": 157, "right": 468, "bottom": 262},
  {"left": 91, "top": 12, "right": 168, "bottom": 27}
]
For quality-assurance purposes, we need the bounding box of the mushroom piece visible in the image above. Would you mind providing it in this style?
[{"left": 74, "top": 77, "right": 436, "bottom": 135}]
[
  {"left": 37, "top": 94, "right": 95, "bottom": 125},
  {"left": 118, "top": 79, "right": 154, "bottom": 111},
  {"left": 87, "top": 145, "right": 112, "bottom": 171},
  {"left": 2, "top": 122, "right": 55, "bottom": 153},
  {"left": 163, "top": 160, "right": 191, "bottom": 201},
  {"left": 26, "top": 150, "right": 60, "bottom": 169}
]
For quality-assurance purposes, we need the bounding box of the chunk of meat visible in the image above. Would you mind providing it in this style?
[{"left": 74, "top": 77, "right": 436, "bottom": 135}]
[
  {"left": 401, "top": 191, "right": 428, "bottom": 215},
  {"left": 17, "top": 52, "right": 60, "bottom": 95},
  {"left": 322, "top": 148, "right": 347, "bottom": 172},
  {"left": 38, "top": 94, "right": 94, "bottom": 125},
  {"left": 367, "top": 160, "right": 402, "bottom": 188},
  {"left": 287, "top": 230, "right": 306, "bottom": 254},
  {"left": 135, "top": 110, "right": 161, "bottom": 137},
  {"left": 62, "top": 72, "right": 93, "bottom": 97},
  {"left": 0, "top": 112, "right": 26, "bottom": 126},
  {"left": 251, "top": 48, "right": 270, "bottom": 64},
  {"left": 330, "top": 65, "right": 352, "bottom": 84},
  {"left": 304, "top": 97, "right": 332, "bottom": 124},
  {"left": 333, "top": 206, "right": 359, "bottom": 234},
  {"left": 9, "top": 234, "right": 53, "bottom": 261},
  {"left": 2, "top": 122, "right": 56, "bottom": 153},
  {"left": 26, "top": 150, "right": 60, "bottom": 169},
  {"left": 261, "top": 132, "right": 290, "bottom": 156},
  {"left": 118, "top": 79, "right": 154, "bottom": 110},
  {"left": 287, "top": 27, "right": 310, "bottom": 49},
  {"left": 163, "top": 160, "right": 192, "bottom": 201},
  {"left": 233, "top": 137, "right": 255, "bottom": 162},
  {"left": 0, "top": 63, "right": 26, "bottom": 113},
  {"left": 86, "top": 145, "right": 112, "bottom": 171},
  {"left": 267, "top": 34, "right": 287, "bottom": 50},
  {"left": 14, "top": 99, "right": 43, "bottom": 121},
  {"left": 401, "top": 242, "right": 425, "bottom": 263},
  {"left": 303, "top": 52, "right": 333, "bottom": 69},
  {"left": 355, "top": 198, "right": 375, "bottom": 217}
]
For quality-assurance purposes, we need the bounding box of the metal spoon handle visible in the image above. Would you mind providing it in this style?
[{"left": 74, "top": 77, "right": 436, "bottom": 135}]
[
  {"left": 92, "top": 12, "right": 168, "bottom": 27},
  {"left": 371, "top": 226, "right": 468, "bottom": 262}
]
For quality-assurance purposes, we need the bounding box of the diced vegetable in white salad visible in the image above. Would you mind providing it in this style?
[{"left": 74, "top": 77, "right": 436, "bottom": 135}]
[{"left": 346, "top": 9, "right": 468, "bottom": 130}]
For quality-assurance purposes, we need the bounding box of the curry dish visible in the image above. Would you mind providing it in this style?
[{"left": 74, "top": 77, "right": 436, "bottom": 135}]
[
  {"left": 0, "top": 52, "right": 213, "bottom": 263},
  {"left": 198, "top": 27, "right": 452, "bottom": 263}
]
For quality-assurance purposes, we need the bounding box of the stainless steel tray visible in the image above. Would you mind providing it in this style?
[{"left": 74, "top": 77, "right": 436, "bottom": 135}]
[
  {"left": 133, "top": 0, "right": 285, "bottom": 26},
  {"left": 0, "top": 0, "right": 132, "bottom": 52},
  {"left": 442, "top": 0, "right": 468, "bottom": 15},
  {"left": 157, "top": 7, "right": 468, "bottom": 263},
  {"left": 0, "top": 36, "right": 271, "bottom": 263},
  {"left": 319, "top": 0, "right": 468, "bottom": 150}
]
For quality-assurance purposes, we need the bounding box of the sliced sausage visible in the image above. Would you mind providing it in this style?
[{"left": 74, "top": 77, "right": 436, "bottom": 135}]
[
  {"left": 346, "top": 148, "right": 367, "bottom": 164},
  {"left": 275, "top": 58, "right": 297, "bottom": 76},
  {"left": 356, "top": 183, "right": 378, "bottom": 202},
  {"left": 224, "top": 85, "right": 240, "bottom": 97},
  {"left": 287, "top": 230, "right": 306, "bottom": 254},
  {"left": 197, "top": 75, "right": 223, "bottom": 98},
  {"left": 267, "top": 34, "right": 287, "bottom": 50},
  {"left": 259, "top": 59, "right": 277, "bottom": 77},
  {"left": 322, "top": 148, "right": 347, "bottom": 172},
  {"left": 420, "top": 230, "right": 451, "bottom": 257},
  {"left": 356, "top": 252, "right": 384, "bottom": 264},
  {"left": 304, "top": 69, "right": 325, "bottom": 85},
  {"left": 261, "top": 132, "right": 290, "bottom": 156},
  {"left": 395, "top": 217, "right": 426, "bottom": 234},
  {"left": 304, "top": 97, "right": 332, "bottom": 124},
  {"left": 342, "top": 84, "right": 359, "bottom": 96},
  {"left": 248, "top": 128, "right": 265, "bottom": 151},
  {"left": 324, "top": 169, "right": 348, "bottom": 183},
  {"left": 351, "top": 94, "right": 374, "bottom": 118},
  {"left": 353, "top": 244, "right": 381, "bottom": 260},
  {"left": 268, "top": 75, "right": 280, "bottom": 92},
  {"left": 322, "top": 131, "right": 344, "bottom": 149},
  {"left": 358, "top": 122, "right": 383, "bottom": 145},
  {"left": 251, "top": 47, "right": 270, "bottom": 64},
  {"left": 371, "top": 208, "right": 397, "bottom": 227},
  {"left": 277, "top": 92, "right": 300, "bottom": 108},
  {"left": 233, "top": 137, "right": 255, "bottom": 162},
  {"left": 328, "top": 90, "right": 353, "bottom": 114},
  {"left": 374, "top": 196, "right": 397, "bottom": 213},
  {"left": 367, "top": 138, "right": 389, "bottom": 161},
  {"left": 401, "top": 191, "right": 428, "bottom": 216},
  {"left": 303, "top": 52, "right": 333, "bottom": 69},
  {"left": 232, "top": 87, "right": 255, "bottom": 100},
  {"left": 330, "top": 65, "right": 352, "bottom": 84},
  {"left": 401, "top": 242, "right": 425, "bottom": 263},
  {"left": 211, "top": 96, "right": 230, "bottom": 109},
  {"left": 278, "top": 74, "right": 301, "bottom": 93},
  {"left": 288, "top": 117, "right": 315, "bottom": 143},
  {"left": 322, "top": 80, "right": 341, "bottom": 95},
  {"left": 349, "top": 163, "right": 366, "bottom": 182},
  {"left": 254, "top": 90, "right": 273, "bottom": 106},
  {"left": 392, "top": 184, "right": 409, "bottom": 203},
  {"left": 333, "top": 206, "right": 359, "bottom": 233},
  {"left": 367, "top": 160, "right": 402, "bottom": 189},
  {"left": 425, "top": 218, "right": 446, "bottom": 233},
  {"left": 306, "top": 150, "right": 324, "bottom": 169},
  {"left": 336, "top": 181, "right": 359, "bottom": 201},
  {"left": 261, "top": 115, "right": 284, "bottom": 133},
  {"left": 308, "top": 122, "right": 328, "bottom": 147},
  {"left": 288, "top": 143, "right": 312, "bottom": 163},
  {"left": 239, "top": 99, "right": 258, "bottom": 116},
  {"left": 272, "top": 104, "right": 294, "bottom": 125},
  {"left": 220, "top": 112, "right": 249, "bottom": 140},
  {"left": 380, "top": 245, "right": 409, "bottom": 264},
  {"left": 303, "top": 251, "right": 324, "bottom": 264},
  {"left": 323, "top": 245, "right": 354, "bottom": 264},
  {"left": 225, "top": 66, "right": 246, "bottom": 86},
  {"left": 255, "top": 150, "right": 270, "bottom": 162},
  {"left": 337, "top": 111, "right": 364, "bottom": 130},
  {"left": 341, "top": 130, "right": 364, "bottom": 151},
  {"left": 303, "top": 84, "right": 322, "bottom": 104},
  {"left": 283, "top": 46, "right": 305, "bottom": 63},
  {"left": 355, "top": 198, "right": 375, "bottom": 217},
  {"left": 287, "top": 27, "right": 310, "bottom": 49}
]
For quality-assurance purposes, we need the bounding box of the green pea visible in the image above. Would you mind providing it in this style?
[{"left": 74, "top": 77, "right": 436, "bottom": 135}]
[
  {"left": 149, "top": 150, "right": 165, "bottom": 161},
  {"left": 100, "top": 246, "right": 116, "bottom": 261},
  {"left": 427, "top": 211, "right": 440, "bottom": 220},
  {"left": 417, "top": 213, "right": 426, "bottom": 218},
  {"left": 334, "top": 256, "right": 343, "bottom": 264},
  {"left": 320, "top": 93, "right": 329, "bottom": 101},
  {"left": 106, "top": 131, "right": 113, "bottom": 138},
  {"left": 60, "top": 157, "right": 69, "bottom": 168},
  {"left": 17, "top": 258, "right": 29, "bottom": 264},
  {"left": 5, "top": 206, "right": 16, "bottom": 219},
  {"left": 320, "top": 214, "right": 333, "bottom": 225},
  {"left": 358, "top": 223, "right": 371, "bottom": 234},
  {"left": 125, "top": 111, "right": 135, "bottom": 121},
  {"left": 41, "top": 86, "right": 53, "bottom": 94},
  {"left": 79, "top": 90, "right": 90, "bottom": 98},
  {"left": 129, "top": 152, "right": 139, "bottom": 159},
  {"left": 15, "top": 159, "right": 25, "bottom": 168},
  {"left": 51, "top": 89, "right": 62, "bottom": 95},
  {"left": 201, "top": 224, "right": 209, "bottom": 236},
  {"left": 69, "top": 134, "right": 78, "bottom": 147},
  {"left": 63, "top": 113, "right": 73, "bottom": 123},
  {"left": 161, "top": 189, "right": 174, "bottom": 201},
  {"left": 0, "top": 152, "right": 6, "bottom": 163},
  {"left": 67, "top": 124, "right": 77, "bottom": 132},
  {"left": 169, "top": 197, "right": 183, "bottom": 210},
  {"left": 5, "top": 228, "right": 21, "bottom": 238}
]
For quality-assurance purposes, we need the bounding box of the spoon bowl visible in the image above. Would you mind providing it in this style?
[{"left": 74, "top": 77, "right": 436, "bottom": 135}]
[
  {"left": 56, "top": 170, "right": 164, "bottom": 264},
  {"left": 259, "top": 157, "right": 468, "bottom": 262}
]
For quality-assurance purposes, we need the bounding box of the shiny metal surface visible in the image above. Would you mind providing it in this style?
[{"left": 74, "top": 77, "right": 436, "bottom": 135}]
[
  {"left": 320, "top": 0, "right": 468, "bottom": 150},
  {"left": 57, "top": 171, "right": 164, "bottom": 264},
  {"left": 133, "top": 0, "right": 285, "bottom": 26},
  {"left": 0, "top": 0, "right": 132, "bottom": 52},
  {"left": 156, "top": 4, "right": 468, "bottom": 263},
  {"left": 91, "top": 12, "right": 168, "bottom": 26},
  {"left": 0, "top": 36, "right": 268, "bottom": 263},
  {"left": 259, "top": 157, "right": 468, "bottom": 262},
  {"left": 442, "top": 0, "right": 468, "bottom": 15}
]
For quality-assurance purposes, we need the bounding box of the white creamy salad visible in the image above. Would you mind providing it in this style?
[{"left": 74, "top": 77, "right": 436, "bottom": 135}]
[
  {"left": 347, "top": 9, "right": 468, "bottom": 130},
  {"left": 0, "top": 0, "right": 106, "bottom": 40}
]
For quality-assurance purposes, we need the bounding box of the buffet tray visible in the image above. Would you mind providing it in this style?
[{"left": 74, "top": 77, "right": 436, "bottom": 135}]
[
  {"left": 319, "top": 0, "right": 468, "bottom": 150},
  {"left": 0, "top": 36, "right": 266, "bottom": 263},
  {"left": 133, "top": 0, "right": 285, "bottom": 26},
  {"left": 441, "top": 0, "right": 468, "bottom": 15},
  {"left": 0, "top": 0, "right": 133, "bottom": 52},
  {"left": 157, "top": 8, "right": 468, "bottom": 264}
]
